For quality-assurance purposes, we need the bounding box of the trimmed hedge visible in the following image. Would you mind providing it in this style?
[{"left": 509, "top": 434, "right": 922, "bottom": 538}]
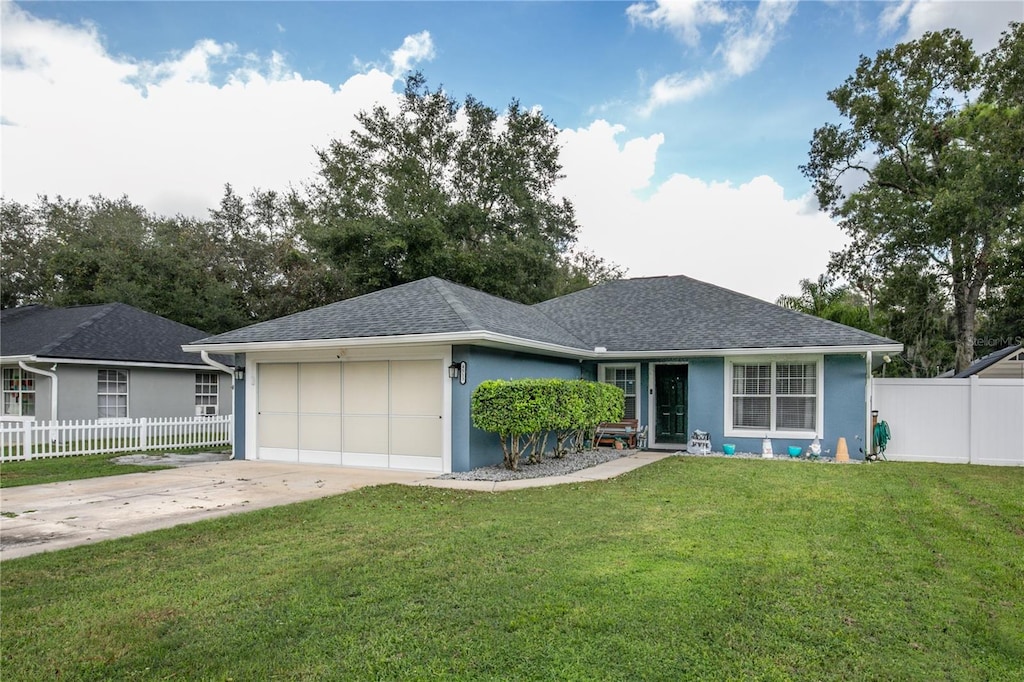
[{"left": 471, "top": 379, "right": 624, "bottom": 470}]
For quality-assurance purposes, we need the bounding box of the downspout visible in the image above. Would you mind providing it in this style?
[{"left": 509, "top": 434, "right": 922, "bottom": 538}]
[
  {"left": 865, "top": 350, "right": 873, "bottom": 459},
  {"left": 200, "top": 351, "right": 234, "bottom": 376},
  {"left": 19, "top": 360, "right": 58, "bottom": 422},
  {"left": 200, "top": 350, "right": 238, "bottom": 458}
]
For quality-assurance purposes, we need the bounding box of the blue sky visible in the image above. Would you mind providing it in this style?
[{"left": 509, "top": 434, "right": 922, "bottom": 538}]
[{"left": 2, "top": 1, "right": 1020, "bottom": 301}]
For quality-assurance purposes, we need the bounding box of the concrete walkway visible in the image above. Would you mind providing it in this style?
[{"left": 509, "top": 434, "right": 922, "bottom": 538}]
[{"left": 0, "top": 451, "right": 674, "bottom": 561}]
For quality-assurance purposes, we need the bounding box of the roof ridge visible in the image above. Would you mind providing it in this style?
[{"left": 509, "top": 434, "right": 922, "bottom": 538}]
[
  {"left": 37, "top": 303, "right": 120, "bottom": 356},
  {"left": 427, "top": 278, "right": 481, "bottom": 331},
  {"left": 427, "top": 277, "right": 592, "bottom": 348}
]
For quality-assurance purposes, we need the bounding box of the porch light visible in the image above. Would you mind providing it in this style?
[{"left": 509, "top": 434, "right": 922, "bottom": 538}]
[
  {"left": 233, "top": 368, "right": 246, "bottom": 381},
  {"left": 448, "top": 361, "right": 467, "bottom": 385}
]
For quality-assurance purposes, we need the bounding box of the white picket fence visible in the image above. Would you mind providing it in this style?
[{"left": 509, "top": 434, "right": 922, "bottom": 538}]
[
  {"left": 872, "top": 377, "right": 1024, "bottom": 466},
  {"left": 0, "top": 415, "right": 233, "bottom": 462}
]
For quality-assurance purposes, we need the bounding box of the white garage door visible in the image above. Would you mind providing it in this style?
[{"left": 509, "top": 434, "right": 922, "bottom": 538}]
[{"left": 256, "top": 360, "right": 443, "bottom": 472}]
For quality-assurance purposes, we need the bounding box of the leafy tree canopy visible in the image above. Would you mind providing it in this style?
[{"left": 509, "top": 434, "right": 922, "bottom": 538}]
[
  {"left": 297, "top": 72, "right": 622, "bottom": 304},
  {"left": 802, "top": 23, "right": 1023, "bottom": 373},
  {"left": 0, "top": 189, "right": 337, "bottom": 334}
]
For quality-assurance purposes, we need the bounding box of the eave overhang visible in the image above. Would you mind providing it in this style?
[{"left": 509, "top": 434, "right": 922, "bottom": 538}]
[
  {"left": 182, "top": 332, "right": 903, "bottom": 361},
  {"left": 1, "top": 355, "right": 215, "bottom": 371}
]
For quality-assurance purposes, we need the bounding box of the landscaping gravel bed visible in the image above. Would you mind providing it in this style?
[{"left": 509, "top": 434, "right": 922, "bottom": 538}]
[
  {"left": 437, "top": 447, "right": 640, "bottom": 482},
  {"left": 438, "top": 447, "right": 853, "bottom": 482}
]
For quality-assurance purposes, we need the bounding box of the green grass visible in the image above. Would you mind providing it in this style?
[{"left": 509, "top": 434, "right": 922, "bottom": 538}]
[
  {"left": 2, "top": 458, "right": 1022, "bottom": 680},
  {"left": 0, "top": 447, "right": 228, "bottom": 488},
  {"left": 0, "top": 453, "right": 171, "bottom": 488}
]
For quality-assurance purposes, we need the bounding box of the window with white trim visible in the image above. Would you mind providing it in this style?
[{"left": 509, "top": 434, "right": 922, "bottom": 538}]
[
  {"left": 195, "top": 372, "right": 219, "bottom": 416},
  {"left": 729, "top": 360, "right": 819, "bottom": 434},
  {"left": 2, "top": 368, "right": 36, "bottom": 417},
  {"left": 97, "top": 369, "right": 128, "bottom": 419},
  {"left": 600, "top": 365, "right": 638, "bottom": 420}
]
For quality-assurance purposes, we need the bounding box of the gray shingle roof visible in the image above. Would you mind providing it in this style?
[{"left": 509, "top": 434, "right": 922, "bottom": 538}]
[
  {"left": 194, "top": 278, "right": 588, "bottom": 348},
  {"left": 191, "top": 274, "right": 899, "bottom": 352},
  {"left": 1, "top": 303, "right": 224, "bottom": 365},
  {"left": 534, "top": 275, "right": 897, "bottom": 351}
]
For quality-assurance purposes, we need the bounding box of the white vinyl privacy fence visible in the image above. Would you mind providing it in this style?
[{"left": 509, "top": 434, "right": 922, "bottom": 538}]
[
  {"left": 872, "top": 378, "right": 1024, "bottom": 466},
  {"left": 0, "top": 415, "right": 233, "bottom": 462}
]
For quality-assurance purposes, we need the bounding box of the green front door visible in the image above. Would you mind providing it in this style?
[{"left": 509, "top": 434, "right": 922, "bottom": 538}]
[{"left": 655, "top": 365, "right": 688, "bottom": 444}]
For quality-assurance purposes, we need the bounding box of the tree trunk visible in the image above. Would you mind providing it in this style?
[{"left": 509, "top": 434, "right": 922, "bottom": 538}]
[{"left": 953, "top": 279, "right": 982, "bottom": 375}]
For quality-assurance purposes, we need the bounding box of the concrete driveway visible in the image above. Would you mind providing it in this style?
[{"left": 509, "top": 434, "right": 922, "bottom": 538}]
[
  {"left": 0, "top": 451, "right": 672, "bottom": 561},
  {"left": 0, "top": 460, "right": 427, "bottom": 561}
]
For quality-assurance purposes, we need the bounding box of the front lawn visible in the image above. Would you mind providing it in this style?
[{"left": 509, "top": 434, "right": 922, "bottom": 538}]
[
  {"left": 0, "top": 447, "right": 231, "bottom": 488},
  {"left": 0, "top": 453, "right": 172, "bottom": 488},
  {"left": 2, "top": 458, "right": 1021, "bottom": 680}
]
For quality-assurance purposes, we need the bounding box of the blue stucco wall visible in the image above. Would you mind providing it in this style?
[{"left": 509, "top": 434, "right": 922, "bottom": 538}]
[
  {"left": 580, "top": 354, "right": 868, "bottom": 459},
  {"left": 713, "top": 354, "right": 868, "bottom": 458},
  {"left": 823, "top": 354, "right": 868, "bottom": 460},
  {"left": 452, "top": 346, "right": 582, "bottom": 471},
  {"left": 233, "top": 353, "right": 246, "bottom": 460},
  {"left": 687, "top": 357, "right": 726, "bottom": 449}
]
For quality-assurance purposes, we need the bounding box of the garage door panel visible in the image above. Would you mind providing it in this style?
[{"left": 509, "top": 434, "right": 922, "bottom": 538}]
[
  {"left": 260, "top": 447, "right": 299, "bottom": 463},
  {"left": 343, "top": 362, "right": 389, "bottom": 414},
  {"left": 299, "top": 363, "right": 341, "bottom": 414},
  {"left": 259, "top": 413, "right": 298, "bottom": 449},
  {"left": 391, "top": 416, "right": 442, "bottom": 457},
  {"left": 343, "top": 452, "right": 389, "bottom": 468},
  {"left": 298, "top": 414, "right": 342, "bottom": 452},
  {"left": 299, "top": 450, "right": 342, "bottom": 466},
  {"left": 391, "top": 360, "right": 442, "bottom": 416},
  {"left": 390, "top": 455, "right": 443, "bottom": 472},
  {"left": 343, "top": 415, "right": 389, "bottom": 454},
  {"left": 259, "top": 364, "right": 297, "bottom": 412}
]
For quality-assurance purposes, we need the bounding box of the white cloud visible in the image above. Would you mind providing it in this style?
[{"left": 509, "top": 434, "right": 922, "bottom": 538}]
[
  {"left": 558, "top": 121, "right": 845, "bottom": 301},
  {"left": 389, "top": 30, "right": 435, "bottom": 76},
  {"left": 640, "top": 71, "right": 716, "bottom": 115},
  {"left": 719, "top": 0, "right": 796, "bottom": 77},
  {"left": 0, "top": 2, "right": 408, "bottom": 218},
  {"left": 632, "top": 0, "right": 796, "bottom": 114},
  {"left": 881, "top": 0, "right": 1020, "bottom": 52},
  {"left": 626, "top": 0, "right": 731, "bottom": 47},
  {"left": 878, "top": 0, "right": 914, "bottom": 34}
]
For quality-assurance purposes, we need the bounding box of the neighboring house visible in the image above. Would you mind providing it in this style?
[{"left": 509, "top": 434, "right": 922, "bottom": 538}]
[
  {"left": 184, "top": 275, "right": 902, "bottom": 473},
  {"left": 1, "top": 303, "right": 233, "bottom": 422},
  {"left": 937, "top": 344, "right": 1024, "bottom": 379}
]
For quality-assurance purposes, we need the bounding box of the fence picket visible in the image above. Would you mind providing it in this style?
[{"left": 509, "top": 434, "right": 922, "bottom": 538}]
[{"left": 0, "top": 415, "right": 232, "bottom": 462}]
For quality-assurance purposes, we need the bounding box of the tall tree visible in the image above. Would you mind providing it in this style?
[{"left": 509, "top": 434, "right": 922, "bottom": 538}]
[
  {"left": 802, "top": 24, "right": 1024, "bottom": 372},
  {"left": 298, "top": 72, "right": 617, "bottom": 304},
  {"left": 0, "top": 199, "right": 45, "bottom": 308},
  {"left": 209, "top": 184, "right": 340, "bottom": 323}
]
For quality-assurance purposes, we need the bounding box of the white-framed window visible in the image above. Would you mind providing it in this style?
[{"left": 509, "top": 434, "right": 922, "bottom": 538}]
[
  {"left": 195, "top": 372, "right": 219, "bottom": 416},
  {"left": 725, "top": 358, "right": 822, "bottom": 437},
  {"left": 599, "top": 364, "right": 639, "bottom": 420},
  {"left": 97, "top": 369, "right": 128, "bottom": 419},
  {"left": 2, "top": 368, "right": 36, "bottom": 417}
]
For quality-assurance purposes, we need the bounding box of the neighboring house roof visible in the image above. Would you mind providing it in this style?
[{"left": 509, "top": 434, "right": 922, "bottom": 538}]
[
  {"left": 189, "top": 275, "right": 900, "bottom": 356},
  {"left": 941, "top": 344, "right": 1024, "bottom": 378},
  {"left": 1, "top": 303, "right": 226, "bottom": 366}
]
